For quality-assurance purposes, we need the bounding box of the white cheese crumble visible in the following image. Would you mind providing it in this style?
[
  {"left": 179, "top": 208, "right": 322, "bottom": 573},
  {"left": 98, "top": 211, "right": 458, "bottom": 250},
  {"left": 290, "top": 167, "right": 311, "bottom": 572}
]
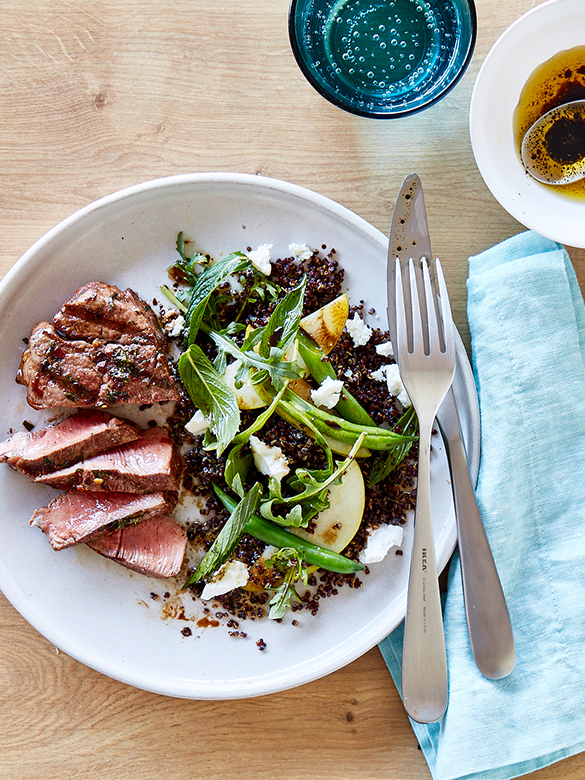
[
  {"left": 185, "top": 409, "right": 209, "bottom": 436},
  {"left": 249, "top": 435, "right": 290, "bottom": 481},
  {"left": 166, "top": 313, "right": 185, "bottom": 338},
  {"left": 247, "top": 243, "right": 273, "bottom": 275},
  {"left": 224, "top": 359, "right": 266, "bottom": 409},
  {"left": 358, "top": 523, "right": 404, "bottom": 564},
  {"left": 370, "top": 364, "right": 411, "bottom": 408},
  {"left": 344, "top": 368, "right": 354, "bottom": 379},
  {"left": 288, "top": 242, "right": 313, "bottom": 260},
  {"left": 311, "top": 376, "right": 344, "bottom": 409},
  {"left": 346, "top": 313, "right": 372, "bottom": 346},
  {"left": 375, "top": 340, "right": 394, "bottom": 358},
  {"left": 201, "top": 560, "right": 249, "bottom": 600}
]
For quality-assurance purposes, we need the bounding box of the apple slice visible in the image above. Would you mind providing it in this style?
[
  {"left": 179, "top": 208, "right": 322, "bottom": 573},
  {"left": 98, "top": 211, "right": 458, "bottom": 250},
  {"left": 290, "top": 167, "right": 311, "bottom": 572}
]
[
  {"left": 300, "top": 294, "right": 349, "bottom": 354},
  {"left": 289, "top": 459, "right": 365, "bottom": 553}
]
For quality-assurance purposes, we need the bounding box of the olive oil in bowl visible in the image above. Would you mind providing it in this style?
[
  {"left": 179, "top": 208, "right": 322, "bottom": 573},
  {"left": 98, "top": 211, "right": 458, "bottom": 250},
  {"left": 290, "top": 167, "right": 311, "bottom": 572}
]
[{"left": 514, "top": 45, "right": 585, "bottom": 199}]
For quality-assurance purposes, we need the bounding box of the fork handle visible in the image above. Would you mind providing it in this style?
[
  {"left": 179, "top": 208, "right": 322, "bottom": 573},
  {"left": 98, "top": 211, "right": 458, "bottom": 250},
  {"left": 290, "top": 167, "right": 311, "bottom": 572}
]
[{"left": 401, "top": 418, "right": 448, "bottom": 724}]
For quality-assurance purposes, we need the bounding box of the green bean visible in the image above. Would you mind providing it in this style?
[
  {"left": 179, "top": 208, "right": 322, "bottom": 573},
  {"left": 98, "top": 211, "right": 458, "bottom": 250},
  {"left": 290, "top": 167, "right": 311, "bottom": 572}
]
[
  {"left": 297, "top": 332, "right": 376, "bottom": 427},
  {"left": 213, "top": 484, "right": 364, "bottom": 574},
  {"left": 276, "top": 390, "right": 415, "bottom": 451}
]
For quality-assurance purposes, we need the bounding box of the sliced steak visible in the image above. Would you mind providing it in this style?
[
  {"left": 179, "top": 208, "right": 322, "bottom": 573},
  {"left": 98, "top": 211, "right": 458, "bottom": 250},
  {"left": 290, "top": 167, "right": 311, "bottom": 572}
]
[
  {"left": 0, "top": 411, "right": 140, "bottom": 476},
  {"left": 31, "top": 490, "right": 171, "bottom": 550},
  {"left": 17, "top": 282, "right": 179, "bottom": 409},
  {"left": 88, "top": 514, "right": 187, "bottom": 578},
  {"left": 53, "top": 281, "right": 165, "bottom": 346},
  {"left": 35, "top": 427, "right": 182, "bottom": 493}
]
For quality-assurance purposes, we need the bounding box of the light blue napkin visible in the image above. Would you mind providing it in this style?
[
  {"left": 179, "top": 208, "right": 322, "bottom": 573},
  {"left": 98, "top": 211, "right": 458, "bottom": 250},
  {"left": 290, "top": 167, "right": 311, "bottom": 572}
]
[{"left": 379, "top": 231, "right": 585, "bottom": 780}]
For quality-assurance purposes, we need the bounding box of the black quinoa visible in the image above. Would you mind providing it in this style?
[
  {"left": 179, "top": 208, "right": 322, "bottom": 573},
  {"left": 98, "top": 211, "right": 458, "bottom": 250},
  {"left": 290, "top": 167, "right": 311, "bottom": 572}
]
[{"left": 167, "top": 248, "right": 417, "bottom": 622}]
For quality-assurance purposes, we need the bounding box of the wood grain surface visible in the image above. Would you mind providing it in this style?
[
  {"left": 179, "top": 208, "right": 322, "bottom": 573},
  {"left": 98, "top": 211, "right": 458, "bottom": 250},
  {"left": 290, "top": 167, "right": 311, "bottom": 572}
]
[{"left": 0, "top": 1, "right": 584, "bottom": 779}]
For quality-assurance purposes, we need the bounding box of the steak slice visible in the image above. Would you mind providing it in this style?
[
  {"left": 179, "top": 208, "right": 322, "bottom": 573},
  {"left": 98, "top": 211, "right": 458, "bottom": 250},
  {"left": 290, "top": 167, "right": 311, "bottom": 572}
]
[
  {"left": 87, "top": 514, "right": 187, "bottom": 578},
  {"left": 17, "top": 282, "right": 179, "bottom": 410},
  {"left": 98, "top": 341, "right": 179, "bottom": 406},
  {"left": 31, "top": 490, "right": 171, "bottom": 550},
  {"left": 53, "top": 281, "right": 165, "bottom": 346},
  {"left": 0, "top": 411, "right": 140, "bottom": 476},
  {"left": 35, "top": 427, "right": 182, "bottom": 493},
  {"left": 17, "top": 322, "right": 103, "bottom": 409}
]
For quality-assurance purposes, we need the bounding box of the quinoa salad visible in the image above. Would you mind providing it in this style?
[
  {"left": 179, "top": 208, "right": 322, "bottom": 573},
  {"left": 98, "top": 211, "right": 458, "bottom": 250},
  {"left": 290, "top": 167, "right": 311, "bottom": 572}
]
[{"left": 161, "top": 234, "right": 418, "bottom": 623}]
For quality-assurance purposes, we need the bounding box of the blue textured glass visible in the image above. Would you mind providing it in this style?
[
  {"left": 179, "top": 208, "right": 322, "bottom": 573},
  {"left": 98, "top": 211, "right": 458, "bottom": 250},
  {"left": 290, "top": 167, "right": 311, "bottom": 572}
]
[{"left": 289, "top": 0, "right": 476, "bottom": 118}]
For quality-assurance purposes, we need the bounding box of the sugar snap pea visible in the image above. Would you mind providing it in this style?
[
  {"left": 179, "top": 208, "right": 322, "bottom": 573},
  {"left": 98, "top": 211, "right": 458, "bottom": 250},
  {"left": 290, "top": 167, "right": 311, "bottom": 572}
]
[
  {"left": 297, "top": 332, "right": 376, "bottom": 427},
  {"left": 213, "top": 483, "right": 364, "bottom": 574}
]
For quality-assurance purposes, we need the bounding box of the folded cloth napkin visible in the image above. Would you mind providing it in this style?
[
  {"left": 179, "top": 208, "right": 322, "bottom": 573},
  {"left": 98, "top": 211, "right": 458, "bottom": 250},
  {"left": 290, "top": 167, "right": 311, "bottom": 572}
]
[{"left": 379, "top": 231, "right": 585, "bottom": 780}]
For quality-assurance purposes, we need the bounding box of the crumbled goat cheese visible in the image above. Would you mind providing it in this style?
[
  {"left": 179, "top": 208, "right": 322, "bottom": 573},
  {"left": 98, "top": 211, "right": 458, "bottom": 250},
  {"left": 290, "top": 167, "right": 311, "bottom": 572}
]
[
  {"left": 224, "top": 359, "right": 266, "bottom": 409},
  {"left": 346, "top": 313, "right": 372, "bottom": 346},
  {"left": 166, "top": 313, "right": 185, "bottom": 339},
  {"left": 201, "top": 560, "right": 249, "bottom": 600},
  {"left": 344, "top": 368, "right": 354, "bottom": 379},
  {"left": 250, "top": 435, "right": 290, "bottom": 481},
  {"left": 370, "top": 364, "right": 411, "bottom": 408},
  {"left": 358, "top": 523, "right": 404, "bottom": 564},
  {"left": 375, "top": 340, "right": 394, "bottom": 358},
  {"left": 261, "top": 545, "right": 279, "bottom": 561},
  {"left": 185, "top": 409, "right": 209, "bottom": 436},
  {"left": 247, "top": 243, "right": 273, "bottom": 275},
  {"left": 288, "top": 242, "right": 313, "bottom": 260},
  {"left": 311, "top": 376, "right": 344, "bottom": 409}
]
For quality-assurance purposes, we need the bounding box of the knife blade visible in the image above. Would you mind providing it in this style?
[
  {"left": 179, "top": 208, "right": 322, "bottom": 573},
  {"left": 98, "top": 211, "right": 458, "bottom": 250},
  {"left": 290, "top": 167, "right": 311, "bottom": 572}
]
[{"left": 388, "top": 173, "right": 515, "bottom": 680}]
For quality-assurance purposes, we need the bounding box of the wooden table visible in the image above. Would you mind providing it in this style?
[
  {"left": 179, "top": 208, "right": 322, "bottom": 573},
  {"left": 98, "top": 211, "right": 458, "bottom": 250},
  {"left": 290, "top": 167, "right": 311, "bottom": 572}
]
[{"left": 1, "top": 2, "right": 584, "bottom": 779}]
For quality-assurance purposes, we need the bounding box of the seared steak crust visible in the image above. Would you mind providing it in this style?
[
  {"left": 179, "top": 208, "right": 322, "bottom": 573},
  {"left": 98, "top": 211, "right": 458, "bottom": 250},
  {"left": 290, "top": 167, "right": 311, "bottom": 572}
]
[
  {"left": 53, "top": 281, "right": 165, "bottom": 347},
  {"left": 35, "top": 427, "right": 182, "bottom": 493},
  {"left": 17, "top": 282, "right": 179, "bottom": 409},
  {"left": 0, "top": 411, "right": 140, "bottom": 476},
  {"left": 31, "top": 490, "right": 171, "bottom": 550},
  {"left": 17, "top": 323, "right": 103, "bottom": 408},
  {"left": 88, "top": 514, "right": 187, "bottom": 578}
]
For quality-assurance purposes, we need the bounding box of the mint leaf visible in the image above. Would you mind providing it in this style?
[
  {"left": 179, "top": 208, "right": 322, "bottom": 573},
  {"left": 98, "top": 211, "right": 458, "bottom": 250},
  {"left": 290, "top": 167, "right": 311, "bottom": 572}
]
[
  {"left": 178, "top": 344, "right": 240, "bottom": 455},
  {"left": 185, "top": 252, "right": 249, "bottom": 344},
  {"left": 259, "top": 278, "right": 306, "bottom": 359},
  {"left": 185, "top": 483, "right": 263, "bottom": 586}
]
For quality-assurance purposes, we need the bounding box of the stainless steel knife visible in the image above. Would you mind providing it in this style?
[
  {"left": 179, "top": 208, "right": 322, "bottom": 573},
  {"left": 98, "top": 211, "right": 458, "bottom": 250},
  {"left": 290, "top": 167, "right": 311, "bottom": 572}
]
[{"left": 388, "top": 173, "right": 515, "bottom": 680}]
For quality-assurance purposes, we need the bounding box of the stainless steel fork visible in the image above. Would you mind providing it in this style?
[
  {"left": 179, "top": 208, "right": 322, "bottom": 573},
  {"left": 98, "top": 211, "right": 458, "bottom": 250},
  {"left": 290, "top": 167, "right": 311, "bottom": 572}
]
[{"left": 396, "top": 257, "right": 455, "bottom": 724}]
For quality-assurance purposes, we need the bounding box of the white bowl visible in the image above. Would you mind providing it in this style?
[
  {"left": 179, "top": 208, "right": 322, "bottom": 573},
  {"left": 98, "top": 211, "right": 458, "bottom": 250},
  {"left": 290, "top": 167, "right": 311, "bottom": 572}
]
[{"left": 470, "top": 0, "right": 585, "bottom": 248}]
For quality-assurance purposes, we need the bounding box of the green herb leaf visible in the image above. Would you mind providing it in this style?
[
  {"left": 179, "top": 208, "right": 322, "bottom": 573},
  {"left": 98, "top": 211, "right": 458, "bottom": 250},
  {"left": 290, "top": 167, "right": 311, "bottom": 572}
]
[
  {"left": 224, "top": 444, "right": 252, "bottom": 497},
  {"left": 258, "top": 432, "right": 366, "bottom": 527},
  {"left": 186, "top": 252, "right": 249, "bottom": 344},
  {"left": 178, "top": 344, "right": 240, "bottom": 455},
  {"left": 259, "top": 278, "right": 306, "bottom": 359},
  {"left": 210, "top": 330, "right": 303, "bottom": 389},
  {"left": 265, "top": 547, "right": 309, "bottom": 619},
  {"left": 185, "top": 482, "right": 263, "bottom": 587}
]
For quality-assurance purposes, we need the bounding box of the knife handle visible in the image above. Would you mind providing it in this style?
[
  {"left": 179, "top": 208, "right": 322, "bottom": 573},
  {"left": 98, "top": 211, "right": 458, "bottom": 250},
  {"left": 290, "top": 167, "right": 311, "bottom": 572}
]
[{"left": 440, "top": 393, "right": 516, "bottom": 679}]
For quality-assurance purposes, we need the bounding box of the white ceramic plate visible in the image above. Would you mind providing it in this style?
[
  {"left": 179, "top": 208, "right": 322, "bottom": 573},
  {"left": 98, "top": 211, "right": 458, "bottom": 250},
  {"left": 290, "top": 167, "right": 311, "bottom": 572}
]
[
  {"left": 0, "top": 173, "right": 479, "bottom": 699},
  {"left": 469, "top": 0, "right": 585, "bottom": 248}
]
